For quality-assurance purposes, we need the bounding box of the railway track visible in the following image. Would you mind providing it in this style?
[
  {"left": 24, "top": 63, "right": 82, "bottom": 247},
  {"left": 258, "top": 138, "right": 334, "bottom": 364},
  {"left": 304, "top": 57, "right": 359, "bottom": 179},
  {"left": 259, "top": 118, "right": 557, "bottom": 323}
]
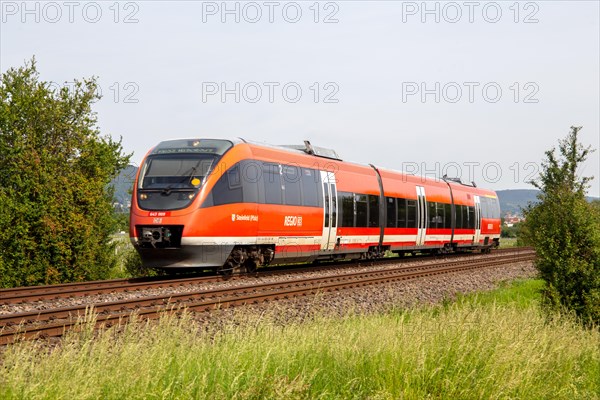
[
  {"left": 0, "top": 248, "right": 534, "bottom": 345},
  {"left": 0, "top": 247, "right": 530, "bottom": 306}
]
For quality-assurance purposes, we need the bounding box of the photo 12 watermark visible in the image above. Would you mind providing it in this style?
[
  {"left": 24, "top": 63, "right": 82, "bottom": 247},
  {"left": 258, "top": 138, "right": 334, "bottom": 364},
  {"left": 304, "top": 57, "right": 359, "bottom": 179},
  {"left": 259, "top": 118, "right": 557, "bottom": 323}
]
[
  {"left": 201, "top": 81, "right": 340, "bottom": 104},
  {"left": 400, "top": 161, "right": 541, "bottom": 185},
  {"left": 200, "top": 1, "right": 339, "bottom": 23},
  {"left": 401, "top": 82, "right": 540, "bottom": 104},
  {"left": 48, "top": 81, "right": 140, "bottom": 104},
  {"left": 400, "top": 1, "right": 540, "bottom": 24},
  {"left": 1, "top": 1, "right": 140, "bottom": 24}
]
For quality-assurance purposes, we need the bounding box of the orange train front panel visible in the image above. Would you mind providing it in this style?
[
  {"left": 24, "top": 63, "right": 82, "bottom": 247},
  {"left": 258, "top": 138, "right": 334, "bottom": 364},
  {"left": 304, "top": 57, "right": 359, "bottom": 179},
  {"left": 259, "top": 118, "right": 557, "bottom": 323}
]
[
  {"left": 131, "top": 206, "right": 243, "bottom": 268},
  {"left": 130, "top": 139, "right": 247, "bottom": 268}
]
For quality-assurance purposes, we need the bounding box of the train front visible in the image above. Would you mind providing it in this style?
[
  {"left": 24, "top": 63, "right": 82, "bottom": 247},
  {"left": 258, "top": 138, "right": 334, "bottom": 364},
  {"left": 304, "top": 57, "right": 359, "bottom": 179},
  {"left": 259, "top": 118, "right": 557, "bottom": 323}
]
[{"left": 129, "top": 139, "right": 236, "bottom": 270}]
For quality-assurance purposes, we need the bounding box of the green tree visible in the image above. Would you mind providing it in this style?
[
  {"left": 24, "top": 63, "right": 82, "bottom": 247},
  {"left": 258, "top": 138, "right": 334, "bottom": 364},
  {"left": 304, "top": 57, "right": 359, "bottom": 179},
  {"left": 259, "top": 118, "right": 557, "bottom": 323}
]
[
  {"left": 522, "top": 126, "right": 600, "bottom": 325},
  {"left": 592, "top": 199, "right": 600, "bottom": 214},
  {"left": 501, "top": 222, "right": 521, "bottom": 238},
  {"left": 0, "top": 59, "right": 130, "bottom": 287}
]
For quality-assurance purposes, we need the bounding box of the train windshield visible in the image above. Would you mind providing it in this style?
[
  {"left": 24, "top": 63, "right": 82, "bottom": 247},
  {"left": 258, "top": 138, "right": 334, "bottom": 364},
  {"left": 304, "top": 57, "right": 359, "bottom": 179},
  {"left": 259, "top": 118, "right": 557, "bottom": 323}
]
[{"left": 138, "top": 154, "right": 216, "bottom": 190}]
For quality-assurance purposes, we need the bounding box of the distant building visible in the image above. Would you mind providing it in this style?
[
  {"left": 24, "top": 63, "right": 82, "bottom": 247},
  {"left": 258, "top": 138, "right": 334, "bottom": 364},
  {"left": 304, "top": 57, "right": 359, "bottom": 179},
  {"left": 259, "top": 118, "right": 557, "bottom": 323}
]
[{"left": 503, "top": 212, "right": 524, "bottom": 227}]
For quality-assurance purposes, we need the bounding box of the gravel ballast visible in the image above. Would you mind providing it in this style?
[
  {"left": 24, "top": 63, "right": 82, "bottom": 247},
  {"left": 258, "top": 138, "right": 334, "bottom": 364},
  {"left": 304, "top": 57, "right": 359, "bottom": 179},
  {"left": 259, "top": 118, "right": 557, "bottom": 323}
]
[
  {"left": 195, "top": 261, "right": 537, "bottom": 328},
  {"left": 1, "top": 257, "right": 536, "bottom": 325}
]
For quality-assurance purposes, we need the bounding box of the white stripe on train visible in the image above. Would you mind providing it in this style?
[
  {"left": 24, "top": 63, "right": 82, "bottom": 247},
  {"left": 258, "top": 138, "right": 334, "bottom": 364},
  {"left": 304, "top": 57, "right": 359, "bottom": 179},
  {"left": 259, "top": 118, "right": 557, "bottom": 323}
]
[{"left": 179, "top": 233, "right": 500, "bottom": 246}]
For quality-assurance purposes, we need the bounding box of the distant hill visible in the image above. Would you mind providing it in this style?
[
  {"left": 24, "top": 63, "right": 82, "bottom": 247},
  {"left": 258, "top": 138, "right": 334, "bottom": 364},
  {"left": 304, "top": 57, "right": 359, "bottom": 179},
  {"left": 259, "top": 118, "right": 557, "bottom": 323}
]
[
  {"left": 497, "top": 189, "right": 599, "bottom": 216},
  {"left": 110, "top": 165, "right": 138, "bottom": 210},
  {"left": 496, "top": 189, "right": 539, "bottom": 216}
]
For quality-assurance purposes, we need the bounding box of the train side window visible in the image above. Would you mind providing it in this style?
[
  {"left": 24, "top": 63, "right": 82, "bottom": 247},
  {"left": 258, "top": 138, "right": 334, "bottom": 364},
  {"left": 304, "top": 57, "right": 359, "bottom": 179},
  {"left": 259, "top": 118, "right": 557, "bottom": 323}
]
[
  {"left": 228, "top": 163, "right": 241, "bottom": 187},
  {"left": 339, "top": 192, "right": 355, "bottom": 227},
  {"left": 331, "top": 185, "right": 337, "bottom": 228},
  {"left": 212, "top": 163, "right": 243, "bottom": 205},
  {"left": 444, "top": 203, "right": 452, "bottom": 229},
  {"left": 468, "top": 206, "right": 476, "bottom": 229},
  {"left": 428, "top": 202, "right": 437, "bottom": 228},
  {"left": 240, "top": 160, "right": 259, "bottom": 203},
  {"left": 263, "top": 163, "right": 283, "bottom": 205},
  {"left": 323, "top": 183, "right": 330, "bottom": 227},
  {"left": 386, "top": 197, "right": 396, "bottom": 228},
  {"left": 301, "top": 168, "right": 320, "bottom": 207},
  {"left": 315, "top": 173, "right": 323, "bottom": 207},
  {"left": 436, "top": 203, "right": 445, "bottom": 229},
  {"left": 434, "top": 202, "right": 445, "bottom": 229},
  {"left": 495, "top": 198, "right": 501, "bottom": 219},
  {"left": 397, "top": 198, "right": 407, "bottom": 228},
  {"left": 368, "top": 195, "right": 379, "bottom": 227},
  {"left": 462, "top": 205, "right": 469, "bottom": 229},
  {"left": 455, "top": 204, "right": 463, "bottom": 229},
  {"left": 406, "top": 199, "right": 417, "bottom": 228},
  {"left": 282, "top": 165, "right": 302, "bottom": 206},
  {"left": 485, "top": 197, "right": 499, "bottom": 219},
  {"left": 481, "top": 197, "right": 489, "bottom": 218},
  {"left": 355, "top": 194, "right": 368, "bottom": 227},
  {"left": 490, "top": 198, "right": 500, "bottom": 219}
]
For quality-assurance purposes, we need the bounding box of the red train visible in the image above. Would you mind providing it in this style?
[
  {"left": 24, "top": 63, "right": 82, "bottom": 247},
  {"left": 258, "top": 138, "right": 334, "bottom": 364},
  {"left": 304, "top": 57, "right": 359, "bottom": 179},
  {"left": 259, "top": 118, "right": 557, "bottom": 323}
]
[{"left": 130, "top": 139, "right": 501, "bottom": 273}]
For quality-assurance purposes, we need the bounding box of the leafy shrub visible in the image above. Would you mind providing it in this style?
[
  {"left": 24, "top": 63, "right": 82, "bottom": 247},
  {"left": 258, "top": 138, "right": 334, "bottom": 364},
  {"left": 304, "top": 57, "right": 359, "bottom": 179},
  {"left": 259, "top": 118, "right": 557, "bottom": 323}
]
[
  {"left": 0, "top": 59, "right": 130, "bottom": 287},
  {"left": 522, "top": 126, "right": 600, "bottom": 326}
]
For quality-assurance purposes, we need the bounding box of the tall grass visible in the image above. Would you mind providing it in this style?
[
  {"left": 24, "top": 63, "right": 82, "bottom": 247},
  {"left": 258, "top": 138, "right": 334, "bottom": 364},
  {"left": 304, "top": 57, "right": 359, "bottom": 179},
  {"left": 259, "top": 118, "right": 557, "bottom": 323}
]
[
  {"left": 1, "top": 280, "right": 598, "bottom": 399},
  {"left": 499, "top": 237, "right": 518, "bottom": 248}
]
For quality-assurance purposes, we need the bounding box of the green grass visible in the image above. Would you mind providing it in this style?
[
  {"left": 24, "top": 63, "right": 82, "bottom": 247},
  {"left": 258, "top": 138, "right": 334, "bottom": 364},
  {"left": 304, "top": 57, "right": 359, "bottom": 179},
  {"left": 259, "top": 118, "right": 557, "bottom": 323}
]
[
  {"left": 1, "top": 279, "right": 599, "bottom": 399},
  {"left": 107, "top": 234, "right": 134, "bottom": 279},
  {"left": 499, "top": 237, "right": 518, "bottom": 248},
  {"left": 451, "top": 278, "right": 544, "bottom": 309}
]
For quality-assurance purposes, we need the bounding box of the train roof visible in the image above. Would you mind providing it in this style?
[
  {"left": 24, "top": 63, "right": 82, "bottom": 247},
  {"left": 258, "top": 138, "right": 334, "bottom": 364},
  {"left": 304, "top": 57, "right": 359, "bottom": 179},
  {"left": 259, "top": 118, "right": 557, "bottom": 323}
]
[{"left": 150, "top": 137, "right": 496, "bottom": 195}]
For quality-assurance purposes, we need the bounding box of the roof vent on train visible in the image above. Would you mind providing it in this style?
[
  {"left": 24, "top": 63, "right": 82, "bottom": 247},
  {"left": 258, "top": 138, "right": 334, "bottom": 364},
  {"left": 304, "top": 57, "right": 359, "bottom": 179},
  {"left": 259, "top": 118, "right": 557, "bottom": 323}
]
[
  {"left": 281, "top": 140, "right": 342, "bottom": 161},
  {"left": 442, "top": 175, "right": 477, "bottom": 187}
]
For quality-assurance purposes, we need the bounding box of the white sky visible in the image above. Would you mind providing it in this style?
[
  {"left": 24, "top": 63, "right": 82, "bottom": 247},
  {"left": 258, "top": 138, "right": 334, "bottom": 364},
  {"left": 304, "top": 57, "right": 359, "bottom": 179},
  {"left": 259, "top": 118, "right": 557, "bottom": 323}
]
[{"left": 1, "top": 1, "right": 599, "bottom": 196}]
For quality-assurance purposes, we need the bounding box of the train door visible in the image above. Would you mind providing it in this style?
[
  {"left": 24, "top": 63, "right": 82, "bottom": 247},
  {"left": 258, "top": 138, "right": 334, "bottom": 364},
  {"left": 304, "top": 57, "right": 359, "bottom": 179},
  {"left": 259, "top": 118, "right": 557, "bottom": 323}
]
[
  {"left": 473, "top": 195, "right": 482, "bottom": 244},
  {"left": 416, "top": 186, "right": 427, "bottom": 246},
  {"left": 320, "top": 171, "right": 338, "bottom": 251}
]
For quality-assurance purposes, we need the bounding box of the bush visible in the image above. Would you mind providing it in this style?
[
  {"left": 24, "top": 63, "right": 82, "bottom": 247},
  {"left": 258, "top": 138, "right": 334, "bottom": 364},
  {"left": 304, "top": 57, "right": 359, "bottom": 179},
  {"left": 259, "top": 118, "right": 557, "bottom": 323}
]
[
  {"left": 522, "top": 126, "right": 600, "bottom": 326},
  {"left": 0, "top": 59, "right": 130, "bottom": 287},
  {"left": 501, "top": 223, "right": 521, "bottom": 238}
]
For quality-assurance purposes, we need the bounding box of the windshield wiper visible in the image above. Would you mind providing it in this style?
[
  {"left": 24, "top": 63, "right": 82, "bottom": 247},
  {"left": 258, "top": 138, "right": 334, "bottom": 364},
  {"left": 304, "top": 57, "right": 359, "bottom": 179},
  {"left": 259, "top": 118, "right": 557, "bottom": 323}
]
[
  {"left": 178, "top": 166, "right": 198, "bottom": 184},
  {"left": 179, "top": 158, "right": 213, "bottom": 185}
]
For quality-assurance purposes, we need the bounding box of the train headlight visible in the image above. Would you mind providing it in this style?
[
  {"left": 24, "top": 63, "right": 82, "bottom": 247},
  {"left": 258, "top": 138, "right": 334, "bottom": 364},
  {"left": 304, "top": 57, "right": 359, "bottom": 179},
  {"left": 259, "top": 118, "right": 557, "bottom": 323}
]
[{"left": 140, "top": 193, "right": 148, "bottom": 200}]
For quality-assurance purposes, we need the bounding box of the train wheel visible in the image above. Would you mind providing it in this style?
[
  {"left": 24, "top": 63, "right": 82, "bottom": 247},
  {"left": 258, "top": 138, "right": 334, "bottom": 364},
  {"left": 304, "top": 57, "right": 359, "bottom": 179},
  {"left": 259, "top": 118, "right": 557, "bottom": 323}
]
[
  {"left": 245, "top": 258, "right": 260, "bottom": 274},
  {"left": 217, "top": 262, "right": 234, "bottom": 278}
]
